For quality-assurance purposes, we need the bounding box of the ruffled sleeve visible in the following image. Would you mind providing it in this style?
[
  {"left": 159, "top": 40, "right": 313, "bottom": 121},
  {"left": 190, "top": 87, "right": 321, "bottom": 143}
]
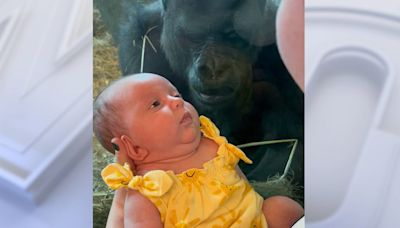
[
  {"left": 101, "top": 163, "right": 173, "bottom": 197},
  {"left": 199, "top": 116, "right": 253, "bottom": 165}
]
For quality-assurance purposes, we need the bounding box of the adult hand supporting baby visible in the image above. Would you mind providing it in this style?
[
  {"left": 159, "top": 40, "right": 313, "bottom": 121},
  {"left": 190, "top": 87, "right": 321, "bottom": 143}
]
[
  {"left": 106, "top": 188, "right": 126, "bottom": 228},
  {"left": 276, "top": 0, "right": 304, "bottom": 91},
  {"left": 106, "top": 140, "right": 133, "bottom": 228}
]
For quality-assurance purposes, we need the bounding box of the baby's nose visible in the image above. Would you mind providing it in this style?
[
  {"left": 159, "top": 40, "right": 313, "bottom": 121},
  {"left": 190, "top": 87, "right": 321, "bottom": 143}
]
[{"left": 170, "top": 96, "right": 184, "bottom": 109}]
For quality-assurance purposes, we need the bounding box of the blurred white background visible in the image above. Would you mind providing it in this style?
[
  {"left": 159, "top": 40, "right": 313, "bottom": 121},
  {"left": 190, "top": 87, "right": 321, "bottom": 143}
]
[
  {"left": 305, "top": 0, "right": 400, "bottom": 227},
  {"left": 0, "top": 0, "right": 92, "bottom": 226}
]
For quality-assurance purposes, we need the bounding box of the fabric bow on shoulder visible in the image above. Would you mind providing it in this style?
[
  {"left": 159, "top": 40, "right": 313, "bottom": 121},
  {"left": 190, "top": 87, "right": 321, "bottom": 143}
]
[
  {"left": 199, "top": 115, "right": 252, "bottom": 164},
  {"left": 101, "top": 163, "right": 173, "bottom": 197}
]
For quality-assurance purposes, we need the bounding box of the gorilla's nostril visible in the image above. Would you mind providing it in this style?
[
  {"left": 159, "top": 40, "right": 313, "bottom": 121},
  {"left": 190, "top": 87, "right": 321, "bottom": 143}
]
[{"left": 197, "top": 63, "right": 214, "bottom": 79}]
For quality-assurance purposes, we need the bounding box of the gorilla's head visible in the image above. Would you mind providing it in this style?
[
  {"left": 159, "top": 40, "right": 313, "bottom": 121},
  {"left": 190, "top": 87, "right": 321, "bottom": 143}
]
[{"left": 160, "top": 0, "right": 279, "bottom": 129}]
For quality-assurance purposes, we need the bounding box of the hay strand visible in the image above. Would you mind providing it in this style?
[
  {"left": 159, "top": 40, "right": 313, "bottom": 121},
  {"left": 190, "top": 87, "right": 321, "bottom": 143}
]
[
  {"left": 238, "top": 139, "right": 298, "bottom": 179},
  {"left": 140, "top": 26, "right": 158, "bottom": 72}
]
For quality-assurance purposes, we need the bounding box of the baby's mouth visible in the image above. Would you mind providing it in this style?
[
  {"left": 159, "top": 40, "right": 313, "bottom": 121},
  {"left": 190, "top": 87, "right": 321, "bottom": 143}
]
[{"left": 180, "top": 112, "right": 193, "bottom": 124}]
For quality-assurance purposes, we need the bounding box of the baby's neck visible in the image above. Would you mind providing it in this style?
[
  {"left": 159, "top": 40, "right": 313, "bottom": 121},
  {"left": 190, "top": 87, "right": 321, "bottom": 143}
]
[
  {"left": 134, "top": 149, "right": 197, "bottom": 175},
  {"left": 134, "top": 137, "right": 217, "bottom": 175}
]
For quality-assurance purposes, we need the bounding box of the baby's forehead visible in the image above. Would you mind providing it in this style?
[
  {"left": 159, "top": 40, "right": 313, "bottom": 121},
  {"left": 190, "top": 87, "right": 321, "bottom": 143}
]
[
  {"left": 112, "top": 76, "right": 176, "bottom": 103},
  {"left": 122, "top": 76, "right": 175, "bottom": 93}
]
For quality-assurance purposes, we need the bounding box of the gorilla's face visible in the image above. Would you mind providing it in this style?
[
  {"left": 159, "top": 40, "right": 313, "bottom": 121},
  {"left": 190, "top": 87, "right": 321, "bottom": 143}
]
[
  {"left": 160, "top": 0, "right": 264, "bottom": 113},
  {"left": 187, "top": 44, "right": 253, "bottom": 112}
]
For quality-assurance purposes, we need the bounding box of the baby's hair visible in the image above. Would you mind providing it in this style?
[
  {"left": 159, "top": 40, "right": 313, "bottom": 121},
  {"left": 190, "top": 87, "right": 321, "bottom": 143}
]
[{"left": 93, "top": 78, "right": 129, "bottom": 153}]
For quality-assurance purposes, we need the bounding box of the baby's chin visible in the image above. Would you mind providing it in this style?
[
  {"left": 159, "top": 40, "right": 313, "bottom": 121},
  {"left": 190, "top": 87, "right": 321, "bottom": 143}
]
[
  {"left": 180, "top": 128, "right": 201, "bottom": 145},
  {"left": 175, "top": 129, "right": 200, "bottom": 154}
]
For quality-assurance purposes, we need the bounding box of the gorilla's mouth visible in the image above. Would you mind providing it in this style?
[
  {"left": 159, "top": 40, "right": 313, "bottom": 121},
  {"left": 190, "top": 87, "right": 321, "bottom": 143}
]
[{"left": 196, "top": 86, "right": 235, "bottom": 104}]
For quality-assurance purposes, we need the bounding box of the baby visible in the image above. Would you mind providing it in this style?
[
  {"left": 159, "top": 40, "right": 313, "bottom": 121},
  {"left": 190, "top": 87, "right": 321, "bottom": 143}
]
[{"left": 94, "top": 73, "right": 303, "bottom": 227}]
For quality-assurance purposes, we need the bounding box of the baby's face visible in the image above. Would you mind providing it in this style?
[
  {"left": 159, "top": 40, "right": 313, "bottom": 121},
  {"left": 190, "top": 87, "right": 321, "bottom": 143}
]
[{"left": 118, "top": 75, "right": 201, "bottom": 160}]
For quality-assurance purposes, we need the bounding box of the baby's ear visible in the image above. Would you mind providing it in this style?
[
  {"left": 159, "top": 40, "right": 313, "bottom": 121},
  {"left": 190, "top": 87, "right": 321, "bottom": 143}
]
[
  {"left": 111, "top": 137, "right": 128, "bottom": 163},
  {"left": 111, "top": 137, "right": 137, "bottom": 170},
  {"left": 120, "top": 135, "right": 149, "bottom": 161}
]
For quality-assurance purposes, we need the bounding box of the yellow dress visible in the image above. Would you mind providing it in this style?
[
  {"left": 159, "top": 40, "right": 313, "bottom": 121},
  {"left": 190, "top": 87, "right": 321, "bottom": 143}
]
[{"left": 102, "top": 116, "right": 268, "bottom": 228}]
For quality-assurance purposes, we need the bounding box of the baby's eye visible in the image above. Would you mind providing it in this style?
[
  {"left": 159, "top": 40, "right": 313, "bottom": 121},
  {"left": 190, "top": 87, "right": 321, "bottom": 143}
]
[
  {"left": 173, "top": 93, "right": 181, "bottom": 98},
  {"left": 150, "top": 100, "right": 160, "bottom": 109}
]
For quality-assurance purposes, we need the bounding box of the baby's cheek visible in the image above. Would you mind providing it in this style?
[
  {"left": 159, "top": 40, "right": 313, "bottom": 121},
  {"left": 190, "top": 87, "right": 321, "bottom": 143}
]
[{"left": 186, "top": 102, "right": 199, "bottom": 117}]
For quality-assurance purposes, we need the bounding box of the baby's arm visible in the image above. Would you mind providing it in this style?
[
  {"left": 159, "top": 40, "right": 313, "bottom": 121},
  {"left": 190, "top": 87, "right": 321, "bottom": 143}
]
[
  {"left": 124, "top": 189, "right": 163, "bottom": 228},
  {"left": 262, "top": 196, "right": 304, "bottom": 228}
]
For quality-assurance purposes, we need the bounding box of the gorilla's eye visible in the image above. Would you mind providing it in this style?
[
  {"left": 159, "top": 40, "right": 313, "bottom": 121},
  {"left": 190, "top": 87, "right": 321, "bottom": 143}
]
[
  {"left": 151, "top": 100, "right": 161, "bottom": 109},
  {"left": 178, "top": 28, "right": 204, "bottom": 43},
  {"left": 223, "top": 29, "right": 238, "bottom": 40},
  {"left": 222, "top": 28, "right": 248, "bottom": 48}
]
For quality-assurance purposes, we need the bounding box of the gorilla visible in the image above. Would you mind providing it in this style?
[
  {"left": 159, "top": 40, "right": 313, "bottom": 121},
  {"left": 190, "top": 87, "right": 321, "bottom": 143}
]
[{"left": 95, "top": 0, "right": 304, "bottom": 188}]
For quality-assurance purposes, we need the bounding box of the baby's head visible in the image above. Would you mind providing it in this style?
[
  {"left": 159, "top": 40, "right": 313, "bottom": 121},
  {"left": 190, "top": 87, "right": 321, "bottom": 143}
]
[{"left": 94, "top": 73, "right": 201, "bottom": 165}]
